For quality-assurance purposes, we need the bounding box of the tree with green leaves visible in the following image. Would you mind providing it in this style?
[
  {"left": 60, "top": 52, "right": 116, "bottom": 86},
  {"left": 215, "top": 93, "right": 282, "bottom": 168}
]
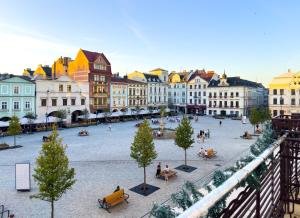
[
  {"left": 31, "top": 127, "right": 76, "bottom": 218},
  {"left": 55, "top": 109, "right": 67, "bottom": 127},
  {"left": 8, "top": 115, "right": 22, "bottom": 146},
  {"left": 24, "top": 112, "right": 36, "bottom": 133},
  {"left": 249, "top": 107, "right": 260, "bottom": 133},
  {"left": 175, "top": 117, "right": 194, "bottom": 167},
  {"left": 130, "top": 120, "right": 157, "bottom": 192}
]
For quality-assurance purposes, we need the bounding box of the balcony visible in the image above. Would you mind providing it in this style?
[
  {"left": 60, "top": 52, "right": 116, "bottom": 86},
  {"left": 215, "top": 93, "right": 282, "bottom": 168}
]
[{"left": 172, "top": 116, "right": 300, "bottom": 218}]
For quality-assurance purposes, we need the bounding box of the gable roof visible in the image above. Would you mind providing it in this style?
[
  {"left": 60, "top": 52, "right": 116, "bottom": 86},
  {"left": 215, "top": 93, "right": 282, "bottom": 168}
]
[
  {"left": 150, "top": 68, "right": 167, "bottom": 72},
  {"left": 208, "top": 77, "right": 264, "bottom": 88},
  {"left": 81, "top": 49, "right": 111, "bottom": 65},
  {"left": 144, "top": 73, "right": 162, "bottom": 83},
  {"left": 0, "top": 73, "right": 35, "bottom": 83},
  {"left": 41, "top": 66, "right": 52, "bottom": 77}
]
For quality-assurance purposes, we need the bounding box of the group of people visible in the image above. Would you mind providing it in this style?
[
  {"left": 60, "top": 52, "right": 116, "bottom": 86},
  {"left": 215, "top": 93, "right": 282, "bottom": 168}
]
[
  {"left": 151, "top": 119, "right": 160, "bottom": 124},
  {"left": 78, "top": 129, "right": 89, "bottom": 136},
  {"left": 198, "top": 147, "right": 215, "bottom": 158},
  {"left": 155, "top": 162, "right": 170, "bottom": 182},
  {"left": 197, "top": 129, "right": 210, "bottom": 142}
]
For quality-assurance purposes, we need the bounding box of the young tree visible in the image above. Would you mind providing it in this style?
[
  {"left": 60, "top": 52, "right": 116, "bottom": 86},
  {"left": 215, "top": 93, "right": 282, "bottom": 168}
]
[
  {"left": 249, "top": 107, "right": 259, "bottom": 133},
  {"left": 8, "top": 115, "right": 22, "bottom": 146},
  {"left": 55, "top": 110, "right": 67, "bottom": 127},
  {"left": 31, "top": 127, "right": 76, "bottom": 218},
  {"left": 24, "top": 112, "right": 37, "bottom": 133},
  {"left": 130, "top": 120, "right": 157, "bottom": 192},
  {"left": 175, "top": 117, "right": 194, "bottom": 168}
]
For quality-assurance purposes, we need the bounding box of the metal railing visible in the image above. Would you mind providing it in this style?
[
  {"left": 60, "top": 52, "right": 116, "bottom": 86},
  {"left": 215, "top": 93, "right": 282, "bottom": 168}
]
[{"left": 177, "top": 135, "right": 286, "bottom": 218}]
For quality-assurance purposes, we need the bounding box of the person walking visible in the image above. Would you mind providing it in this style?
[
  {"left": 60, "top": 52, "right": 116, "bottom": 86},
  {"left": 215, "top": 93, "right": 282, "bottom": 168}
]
[
  {"left": 207, "top": 129, "right": 210, "bottom": 138},
  {"left": 219, "top": 120, "right": 222, "bottom": 126},
  {"left": 156, "top": 162, "right": 161, "bottom": 178},
  {"left": 108, "top": 124, "right": 112, "bottom": 131}
]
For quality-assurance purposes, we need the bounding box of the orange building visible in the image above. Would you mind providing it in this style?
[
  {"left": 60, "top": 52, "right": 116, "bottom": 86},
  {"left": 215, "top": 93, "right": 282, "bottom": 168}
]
[
  {"left": 68, "top": 49, "right": 112, "bottom": 113},
  {"left": 52, "top": 56, "right": 72, "bottom": 78}
]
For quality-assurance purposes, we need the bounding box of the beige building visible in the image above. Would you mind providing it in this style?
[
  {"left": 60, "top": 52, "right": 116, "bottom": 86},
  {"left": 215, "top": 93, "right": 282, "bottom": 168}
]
[{"left": 269, "top": 69, "right": 300, "bottom": 116}]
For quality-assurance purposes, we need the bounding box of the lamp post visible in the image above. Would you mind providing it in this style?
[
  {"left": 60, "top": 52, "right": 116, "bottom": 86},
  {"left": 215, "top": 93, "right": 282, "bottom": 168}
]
[{"left": 46, "top": 89, "right": 49, "bottom": 130}]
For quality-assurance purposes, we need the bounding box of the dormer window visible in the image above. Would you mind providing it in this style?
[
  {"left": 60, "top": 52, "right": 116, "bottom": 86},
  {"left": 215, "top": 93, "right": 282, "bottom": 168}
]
[{"left": 94, "top": 63, "right": 106, "bottom": 70}]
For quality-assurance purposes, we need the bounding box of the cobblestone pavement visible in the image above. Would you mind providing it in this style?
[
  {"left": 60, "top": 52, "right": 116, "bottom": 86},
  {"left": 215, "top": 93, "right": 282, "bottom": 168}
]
[{"left": 0, "top": 117, "right": 255, "bottom": 218}]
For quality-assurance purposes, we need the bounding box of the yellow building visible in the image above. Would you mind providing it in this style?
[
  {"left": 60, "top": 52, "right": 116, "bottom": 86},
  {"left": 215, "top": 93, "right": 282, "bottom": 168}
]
[
  {"left": 32, "top": 64, "right": 52, "bottom": 79},
  {"left": 23, "top": 68, "right": 35, "bottom": 78},
  {"left": 52, "top": 56, "right": 72, "bottom": 78},
  {"left": 269, "top": 69, "right": 300, "bottom": 116}
]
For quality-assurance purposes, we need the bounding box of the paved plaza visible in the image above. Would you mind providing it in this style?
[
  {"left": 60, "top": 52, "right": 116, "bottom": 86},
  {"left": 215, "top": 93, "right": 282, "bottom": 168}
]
[{"left": 0, "top": 117, "right": 256, "bottom": 218}]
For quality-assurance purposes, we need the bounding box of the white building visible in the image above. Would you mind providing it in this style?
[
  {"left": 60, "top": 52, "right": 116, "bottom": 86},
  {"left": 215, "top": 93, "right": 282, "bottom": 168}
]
[
  {"left": 186, "top": 70, "right": 217, "bottom": 114},
  {"left": 207, "top": 73, "right": 267, "bottom": 117},
  {"left": 168, "top": 72, "right": 188, "bottom": 113},
  {"left": 110, "top": 77, "right": 128, "bottom": 112},
  {"left": 35, "top": 75, "right": 89, "bottom": 124},
  {"left": 144, "top": 74, "right": 168, "bottom": 109}
]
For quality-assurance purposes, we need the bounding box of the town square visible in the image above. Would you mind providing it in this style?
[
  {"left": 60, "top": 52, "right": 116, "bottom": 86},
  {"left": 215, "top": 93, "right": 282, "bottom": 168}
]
[{"left": 1, "top": 1, "right": 300, "bottom": 218}]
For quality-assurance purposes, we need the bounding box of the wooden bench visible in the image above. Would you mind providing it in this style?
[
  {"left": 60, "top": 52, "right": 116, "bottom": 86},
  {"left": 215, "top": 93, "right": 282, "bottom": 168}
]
[
  {"left": 98, "top": 189, "right": 129, "bottom": 213},
  {"left": 159, "top": 170, "right": 177, "bottom": 180}
]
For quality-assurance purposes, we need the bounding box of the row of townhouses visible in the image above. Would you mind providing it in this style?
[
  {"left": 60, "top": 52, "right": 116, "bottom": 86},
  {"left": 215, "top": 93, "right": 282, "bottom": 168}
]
[{"left": 0, "top": 48, "right": 269, "bottom": 124}]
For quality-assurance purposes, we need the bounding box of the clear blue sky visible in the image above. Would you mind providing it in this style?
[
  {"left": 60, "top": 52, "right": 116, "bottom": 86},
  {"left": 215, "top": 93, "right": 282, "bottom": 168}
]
[{"left": 0, "top": 0, "right": 300, "bottom": 86}]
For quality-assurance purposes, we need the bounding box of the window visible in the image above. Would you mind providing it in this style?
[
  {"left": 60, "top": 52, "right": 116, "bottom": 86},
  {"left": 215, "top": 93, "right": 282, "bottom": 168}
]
[
  {"left": 190, "top": 85, "right": 192, "bottom": 89},
  {"left": 224, "top": 101, "right": 227, "bottom": 107},
  {"left": 280, "top": 89, "right": 284, "bottom": 95},
  {"left": 198, "top": 91, "right": 201, "bottom": 96},
  {"left": 25, "top": 101, "right": 30, "bottom": 109},
  {"left": 291, "top": 89, "right": 295, "bottom": 95},
  {"left": 190, "top": 92, "right": 192, "bottom": 96},
  {"left": 230, "top": 92, "right": 234, "bottom": 97},
  {"left": 273, "top": 98, "right": 277, "bottom": 105},
  {"left": 291, "top": 98, "right": 296, "bottom": 105},
  {"left": 236, "top": 101, "right": 239, "bottom": 108},
  {"left": 236, "top": 92, "right": 239, "bottom": 97},
  {"left": 273, "top": 89, "right": 277, "bottom": 95},
  {"left": 59, "top": 84, "right": 63, "bottom": 92},
  {"left": 203, "top": 99, "right": 206, "bottom": 104},
  {"left": 13, "top": 101, "right": 19, "bottom": 110},
  {"left": 1, "top": 102, "right": 7, "bottom": 110},
  {"left": 219, "top": 101, "right": 223, "bottom": 107},
  {"left": 71, "top": 98, "right": 76, "bottom": 105},
  {"left": 194, "top": 85, "right": 197, "bottom": 89},
  {"left": 280, "top": 110, "right": 284, "bottom": 115},
  {"left": 67, "top": 85, "right": 71, "bottom": 92},
  {"left": 203, "top": 91, "right": 206, "bottom": 96},
  {"left": 81, "top": 98, "right": 85, "bottom": 105},
  {"left": 273, "top": 110, "right": 278, "bottom": 117},
  {"left": 13, "top": 86, "right": 19, "bottom": 94},
  {"left": 280, "top": 97, "right": 284, "bottom": 105},
  {"left": 94, "top": 63, "right": 106, "bottom": 70},
  {"left": 189, "top": 99, "right": 192, "bottom": 104},
  {"left": 198, "top": 85, "right": 201, "bottom": 89},
  {"left": 63, "top": 98, "right": 67, "bottom": 106},
  {"left": 52, "top": 99, "right": 57, "bottom": 106},
  {"left": 41, "top": 99, "right": 47, "bottom": 107},
  {"left": 230, "top": 101, "right": 234, "bottom": 107}
]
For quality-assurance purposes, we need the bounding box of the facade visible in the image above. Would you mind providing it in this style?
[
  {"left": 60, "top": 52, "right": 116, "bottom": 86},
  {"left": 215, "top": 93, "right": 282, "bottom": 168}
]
[
  {"left": 168, "top": 71, "right": 188, "bottom": 113},
  {"left": 110, "top": 77, "right": 128, "bottom": 112},
  {"left": 207, "top": 73, "right": 267, "bottom": 117},
  {"left": 269, "top": 69, "right": 300, "bottom": 116},
  {"left": 186, "top": 70, "right": 216, "bottom": 114},
  {"left": 128, "top": 70, "right": 168, "bottom": 109},
  {"left": 52, "top": 56, "right": 72, "bottom": 79},
  {"left": 126, "top": 78, "right": 147, "bottom": 111},
  {"left": 35, "top": 75, "right": 89, "bottom": 124},
  {"left": 0, "top": 74, "right": 35, "bottom": 120},
  {"left": 68, "top": 49, "right": 112, "bottom": 113}
]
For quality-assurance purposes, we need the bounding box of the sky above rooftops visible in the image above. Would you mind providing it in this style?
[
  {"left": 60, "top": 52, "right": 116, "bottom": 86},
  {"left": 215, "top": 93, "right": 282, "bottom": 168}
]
[{"left": 0, "top": 0, "right": 300, "bottom": 86}]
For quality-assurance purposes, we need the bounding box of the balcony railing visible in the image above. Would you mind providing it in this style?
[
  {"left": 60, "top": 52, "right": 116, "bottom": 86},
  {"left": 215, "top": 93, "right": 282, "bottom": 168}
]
[{"left": 178, "top": 133, "right": 288, "bottom": 218}]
